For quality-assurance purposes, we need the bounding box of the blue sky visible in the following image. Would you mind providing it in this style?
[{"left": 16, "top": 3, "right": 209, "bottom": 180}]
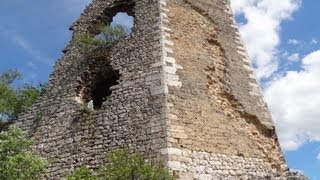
[
  {"left": 232, "top": 0, "right": 320, "bottom": 179},
  {"left": 0, "top": 0, "right": 319, "bottom": 179},
  {"left": 0, "top": 1, "right": 89, "bottom": 84}
]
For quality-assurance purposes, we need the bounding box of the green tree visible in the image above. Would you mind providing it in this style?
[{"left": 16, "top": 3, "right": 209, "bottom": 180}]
[
  {"left": 68, "top": 149, "right": 174, "bottom": 180},
  {"left": 0, "top": 69, "right": 41, "bottom": 125},
  {"left": 0, "top": 69, "right": 21, "bottom": 85},
  {"left": 0, "top": 127, "right": 48, "bottom": 179}
]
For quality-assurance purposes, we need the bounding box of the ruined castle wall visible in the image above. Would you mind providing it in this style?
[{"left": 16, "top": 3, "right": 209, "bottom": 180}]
[
  {"left": 162, "top": 0, "right": 287, "bottom": 178},
  {"left": 14, "top": 0, "right": 308, "bottom": 179},
  {"left": 16, "top": 0, "right": 170, "bottom": 178}
]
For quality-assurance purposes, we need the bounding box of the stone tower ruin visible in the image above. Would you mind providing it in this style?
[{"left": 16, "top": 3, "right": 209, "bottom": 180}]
[{"left": 17, "top": 0, "right": 306, "bottom": 179}]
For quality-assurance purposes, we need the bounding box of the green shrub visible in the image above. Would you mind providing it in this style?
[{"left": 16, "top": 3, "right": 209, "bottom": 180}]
[
  {"left": 67, "top": 166, "right": 96, "bottom": 180},
  {"left": 78, "top": 101, "right": 94, "bottom": 114},
  {"left": 97, "top": 24, "right": 127, "bottom": 43},
  {"left": 74, "top": 33, "right": 105, "bottom": 49},
  {"left": 0, "top": 127, "right": 48, "bottom": 179},
  {"left": 74, "top": 24, "right": 127, "bottom": 51},
  {"left": 68, "top": 149, "right": 175, "bottom": 180}
]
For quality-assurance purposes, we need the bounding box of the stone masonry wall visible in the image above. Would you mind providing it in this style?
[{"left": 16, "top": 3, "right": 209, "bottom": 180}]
[
  {"left": 15, "top": 0, "right": 307, "bottom": 179},
  {"left": 162, "top": 0, "right": 305, "bottom": 179},
  {"left": 161, "top": 147, "right": 306, "bottom": 180},
  {"left": 16, "top": 0, "right": 170, "bottom": 178}
]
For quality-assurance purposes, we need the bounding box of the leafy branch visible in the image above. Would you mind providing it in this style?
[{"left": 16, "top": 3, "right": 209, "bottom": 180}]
[
  {"left": 0, "top": 127, "right": 48, "bottom": 179},
  {"left": 0, "top": 69, "right": 42, "bottom": 124}
]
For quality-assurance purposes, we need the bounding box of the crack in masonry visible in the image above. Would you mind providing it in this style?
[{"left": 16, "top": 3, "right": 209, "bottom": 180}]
[
  {"left": 205, "top": 31, "right": 284, "bottom": 171},
  {"left": 181, "top": 0, "right": 279, "bottom": 143}
]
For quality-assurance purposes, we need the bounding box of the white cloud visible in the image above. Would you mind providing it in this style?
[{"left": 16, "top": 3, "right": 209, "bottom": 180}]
[
  {"left": 287, "top": 53, "right": 300, "bottom": 62},
  {"left": 12, "top": 36, "right": 53, "bottom": 66},
  {"left": 0, "top": 27, "right": 53, "bottom": 66},
  {"left": 264, "top": 50, "right": 320, "bottom": 151},
  {"left": 289, "top": 168, "right": 304, "bottom": 174},
  {"left": 288, "top": 39, "right": 301, "bottom": 45},
  {"left": 317, "top": 153, "right": 320, "bottom": 160},
  {"left": 311, "top": 38, "right": 318, "bottom": 45},
  {"left": 231, "top": 0, "right": 301, "bottom": 79}
]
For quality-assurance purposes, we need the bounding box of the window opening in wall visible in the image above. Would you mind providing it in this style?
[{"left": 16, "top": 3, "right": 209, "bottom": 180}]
[
  {"left": 91, "top": 69, "right": 120, "bottom": 109},
  {"left": 76, "top": 3, "right": 134, "bottom": 110},
  {"left": 71, "top": 2, "right": 135, "bottom": 52},
  {"left": 111, "top": 12, "right": 134, "bottom": 34},
  {"left": 76, "top": 63, "right": 120, "bottom": 110},
  {"left": 93, "top": 12, "right": 134, "bottom": 43}
]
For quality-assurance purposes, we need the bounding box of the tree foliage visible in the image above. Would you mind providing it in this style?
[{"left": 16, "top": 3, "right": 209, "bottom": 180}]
[
  {"left": 96, "top": 24, "right": 127, "bottom": 43},
  {"left": 74, "top": 24, "right": 127, "bottom": 50},
  {"left": 0, "top": 69, "right": 41, "bottom": 124},
  {"left": 0, "top": 127, "right": 48, "bottom": 179},
  {"left": 68, "top": 149, "right": 174, "bottom": 180},
  {"left": 0, "top": 69, "right": 21, "bottom": 85},
  {"left": 74, "top": 33, "right": 105, "bottom": 48}
]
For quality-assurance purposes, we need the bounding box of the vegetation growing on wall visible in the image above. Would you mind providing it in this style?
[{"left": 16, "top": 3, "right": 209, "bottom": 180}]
[
  {"left": 67, "top": 149, "right": 175, "bottom": 180},
  {"left": 74, "top": 24, "right": 127, "bottom": 51}
]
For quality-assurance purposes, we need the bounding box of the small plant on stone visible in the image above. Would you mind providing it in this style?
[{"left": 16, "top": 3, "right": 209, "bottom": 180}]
[
  {"left": 74, "top": 33, "right": 105, "bottom": 50},
  {"left": 104, "top": 96, "right": 112, "bottom": 102},
  {"left": 96, "top": 24, "right": 127, "bottom": 43},
  {"left": 74, "top": 24, "right": 127, "bottom": 51},
  {"left": 67, "top": 166, "right": 96, "bottom": 180},
  {"left": 79, "top": 101, "right": 94, "bottom": 114}
]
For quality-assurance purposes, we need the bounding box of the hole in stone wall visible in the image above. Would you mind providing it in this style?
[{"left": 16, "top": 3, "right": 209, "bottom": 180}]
[
  {"left": 75, "top": 2, "right": 133, "bottom": 110},
  {"left": 111, "top": 12, "right": 134, "bottom": 34},
  {"left": 93, "top": 2, "right": 135, "bottom": 43},
  {"left": 76, "top": 59, "right": 120, "bottom": 110},
  {"left": 91, "top": 68, "right": 120, "bottom": 109}
]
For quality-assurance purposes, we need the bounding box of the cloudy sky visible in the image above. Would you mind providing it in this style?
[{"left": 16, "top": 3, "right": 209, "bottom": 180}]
[
  {"left": 231, "top": 0, "right": 320, "bottom": 178},
  {"left": 0, "top": 0, "right": 319, "bottom": 179}
]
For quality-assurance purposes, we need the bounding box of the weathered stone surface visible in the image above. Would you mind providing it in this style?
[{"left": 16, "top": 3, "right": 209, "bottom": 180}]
[
  {"left": 15, "top": 0, "right": 307, "bottom": 179},
  {"left": 166, "top": 0, "right": 285, "bottom": 169},
  {"left": 17, "top": 0, "right": 168, "bottom": 178}
]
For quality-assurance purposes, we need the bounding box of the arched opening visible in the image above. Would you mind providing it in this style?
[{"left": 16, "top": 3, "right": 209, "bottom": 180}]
[
  {"left": 111, "top": 12, "right": 134, "bottom": 34},
  {"left": 92, "top": 2, "right": 135, "bottom": 43}
]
